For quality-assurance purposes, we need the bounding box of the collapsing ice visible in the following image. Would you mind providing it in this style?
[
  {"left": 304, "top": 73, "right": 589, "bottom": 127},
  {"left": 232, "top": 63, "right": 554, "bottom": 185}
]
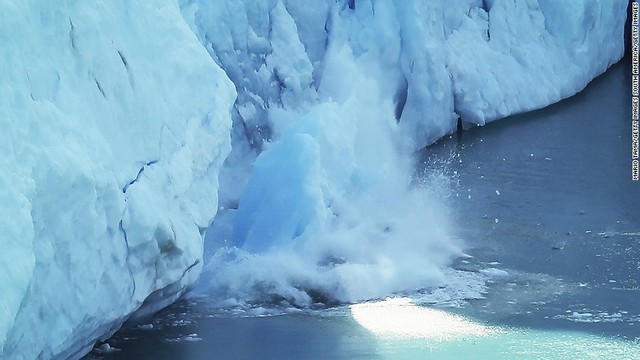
[{"left": 187, "top": 0, "right": 626, "bottom": 307}]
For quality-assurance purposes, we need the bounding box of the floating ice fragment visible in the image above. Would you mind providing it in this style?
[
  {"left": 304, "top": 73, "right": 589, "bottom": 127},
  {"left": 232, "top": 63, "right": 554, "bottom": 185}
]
[
  {"left": 571, "top": 312, "right": 593, "bottom": 319},
  {"left": 165, "top": 334, "right": 203, "bottom": 343},
  {"left": 599, "top": 230, "right": 615, "bottom": 238},
  {"left": 96, "top": 343, "right": 119, "bottom": 353},
  {"left": 183, "top": 334, "right": 202, "bottom": 342},
  {"left": 480, "top": 268, "right": 509, "bottom": 277}
]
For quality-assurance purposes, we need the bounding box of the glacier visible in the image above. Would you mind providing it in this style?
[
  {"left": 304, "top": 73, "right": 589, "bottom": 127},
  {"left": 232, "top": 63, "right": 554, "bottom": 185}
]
[
  {"left": 0, "top": 1, "right": 233, "bottom": 359},
  {"left": 0, "top": 0, "right": 627, "bottom": 359},
  {"left": 186, "top": 0, "right": 626, "bottom": 306}
]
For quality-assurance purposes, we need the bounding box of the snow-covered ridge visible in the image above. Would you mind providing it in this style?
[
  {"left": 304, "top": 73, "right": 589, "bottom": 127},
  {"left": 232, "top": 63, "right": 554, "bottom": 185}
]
[{"left": 0, "top": 1, "right": 233, "bottom": 359}]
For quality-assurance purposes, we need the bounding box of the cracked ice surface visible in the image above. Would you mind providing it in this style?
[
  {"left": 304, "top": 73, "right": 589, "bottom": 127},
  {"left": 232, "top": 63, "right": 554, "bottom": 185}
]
[{"left": 0, "top": 2, "right": 234, "bottom": 359}]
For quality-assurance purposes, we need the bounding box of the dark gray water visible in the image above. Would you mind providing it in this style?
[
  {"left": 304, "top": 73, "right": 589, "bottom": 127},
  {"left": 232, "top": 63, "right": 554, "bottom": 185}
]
[
  {"left": 85, "top": 59, "right": 639, "bottom": 359},
  {"left": 421, "top": 57, "right": 640, "bottom": 341}
]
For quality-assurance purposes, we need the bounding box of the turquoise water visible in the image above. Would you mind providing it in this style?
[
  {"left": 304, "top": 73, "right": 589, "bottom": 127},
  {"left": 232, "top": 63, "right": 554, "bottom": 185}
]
[
  {"left": 353, "top": 298, "right": 640, "bottom": 359},
  {"left": 86, "top": 297, "right": 640, "bottom": 359},
  {"left": 374, "top": 330, "right": 640, "bottom": 360}
]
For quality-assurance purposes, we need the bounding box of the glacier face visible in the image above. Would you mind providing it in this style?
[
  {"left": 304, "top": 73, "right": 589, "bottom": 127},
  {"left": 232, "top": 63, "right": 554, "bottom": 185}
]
[
  {"left": 184, "top": 0, "right": 626, "bottom": 152},
  {"left": 0, "top": 1, "right": 233, "bottom": 359},
  {"left": 0, "top": 0, "right": 627, "bottom": 358},
  {"left": 185, "top": 0, "right": 626, "bottom": 307}
]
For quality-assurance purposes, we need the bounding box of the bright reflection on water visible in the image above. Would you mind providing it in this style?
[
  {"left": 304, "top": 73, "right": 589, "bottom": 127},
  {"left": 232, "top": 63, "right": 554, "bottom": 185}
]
[
  {"left": 350, "top": 298, "right": 498, "bottom": 340},
  {"left": 350, "top": 298, "right": 640, "bottom": 359}
]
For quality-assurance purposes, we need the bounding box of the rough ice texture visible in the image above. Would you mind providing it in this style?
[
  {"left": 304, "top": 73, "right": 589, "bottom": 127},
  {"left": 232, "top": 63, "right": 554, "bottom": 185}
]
[
  {"left": 0, "top": 1, "right": 233, "bottom": 359},
  {"left": 0, "top": 0, "right": 627, "bottom": 358},
  {"left": 185, "top": 0, "right": 626, "bottom": 152},
  {"left": 184, "top": 0, "right": 626, "bottom": 307}
]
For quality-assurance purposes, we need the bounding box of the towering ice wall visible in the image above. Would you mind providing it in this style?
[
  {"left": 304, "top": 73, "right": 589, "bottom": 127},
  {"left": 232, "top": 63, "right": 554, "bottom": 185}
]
[
  {"left": 185, "top": 0, "right": 626, "bottom": 152},
  {"left": 183, "top": 0, "right": 627, "bottom": 308},
  {"left": 0, "top": 1, "right": 233, "bottom": 359}
]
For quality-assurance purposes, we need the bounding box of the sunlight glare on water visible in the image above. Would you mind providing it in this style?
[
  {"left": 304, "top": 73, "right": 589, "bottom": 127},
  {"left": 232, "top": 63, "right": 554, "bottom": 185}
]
[
  {"left": 349, "top": 298, "right": 499, "bottom": 340},
  {"left": 350, "top": 298, "right": 640, "bottom": 360}
]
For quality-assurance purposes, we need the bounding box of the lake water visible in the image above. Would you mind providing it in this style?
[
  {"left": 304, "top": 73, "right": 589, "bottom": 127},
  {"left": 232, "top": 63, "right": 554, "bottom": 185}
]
[{"left": 85, "top": 59, "right": 639, "bottom": 359}]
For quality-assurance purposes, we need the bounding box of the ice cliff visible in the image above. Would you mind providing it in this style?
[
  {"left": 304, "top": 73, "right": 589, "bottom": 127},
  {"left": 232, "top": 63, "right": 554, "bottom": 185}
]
[
  {"left": 0, "top": 0, "right": 627, "bottom": 359},
  {"left": 184, "top": 0, "right": 626, "bottom": 152},
  {"left": 186, "top": 0, "right": 626, "bottom": 307},
  {"left": 0, "top": 2, "right": 233, "bottom": 359}
]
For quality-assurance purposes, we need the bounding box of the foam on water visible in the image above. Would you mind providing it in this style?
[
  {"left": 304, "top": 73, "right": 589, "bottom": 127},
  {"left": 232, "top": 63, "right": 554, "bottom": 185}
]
[
  {"left": 199, "top": 122, "right": 466, "bottom": 307},
  {"left": 191, "top": 17, "right": 475, "bottom": 306}
]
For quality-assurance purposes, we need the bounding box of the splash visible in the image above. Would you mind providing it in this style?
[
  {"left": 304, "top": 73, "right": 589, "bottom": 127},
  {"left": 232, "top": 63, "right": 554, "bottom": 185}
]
[{"left": 198, "top": 41, "right": 462, "bottom": 307}]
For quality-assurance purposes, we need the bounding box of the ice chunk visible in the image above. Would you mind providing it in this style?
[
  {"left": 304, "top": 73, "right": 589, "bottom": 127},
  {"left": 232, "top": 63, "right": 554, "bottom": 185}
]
[{"left": 480, "top": 268, "right": 510, "bottom": 277}]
